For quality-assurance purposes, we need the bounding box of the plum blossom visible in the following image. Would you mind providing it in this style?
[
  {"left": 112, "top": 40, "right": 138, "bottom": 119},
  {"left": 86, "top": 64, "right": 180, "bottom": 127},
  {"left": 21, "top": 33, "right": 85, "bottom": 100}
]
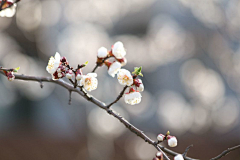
[
  {"left": 97, "top": 47, "right": 108, "bottom": 58},
  {"left": 112, "top": 41, "right": 126, "bottom": 59},
  {"left": 174, "top": 154, "right": 184, "bottom": 160},
  {"left": 117, "top": 69, "right": 133, "bottom": 86},
  {"left": 79, "top": 73, "right": 98, "bottom": 91},
  {"left": 124, "top": 88, "right": 142, "bottom": 105},
  {"left": 6, "top": 71, "right": 15, "bottom": 81},
  {"left": 108, "top": 61, "right": 121, "bottom": 77},
  {"left": 46, "top": 52, "right": 61, "bottom": 75},
  {"left": 168, "top": 136, "right": 177, "bottom": 147},
  {"left": 0, "top": 1, "right": 17, "bottom": 18}
]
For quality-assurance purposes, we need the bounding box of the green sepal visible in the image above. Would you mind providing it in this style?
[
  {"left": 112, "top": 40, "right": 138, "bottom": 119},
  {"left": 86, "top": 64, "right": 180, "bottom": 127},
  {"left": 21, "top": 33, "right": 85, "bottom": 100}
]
[
  {"left": 13, "top": 67, "right": 20, "bottom": 72},
  {"left": 132, "top": 66, "right": 143, "bottom": 77}
]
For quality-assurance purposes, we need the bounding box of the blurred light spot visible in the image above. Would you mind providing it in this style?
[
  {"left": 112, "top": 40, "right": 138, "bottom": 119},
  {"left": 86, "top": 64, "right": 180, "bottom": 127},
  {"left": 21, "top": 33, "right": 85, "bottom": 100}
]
[
  {"left": 213, "top": 97, "right": 239, "bottom": 133},
  {"left": 88, "top": 106, "right": 128, "bottom": 138},
  {"left": 40, "top": 0, "right": 61, "bottom": 26},
  {"left": 148, "top": 15, "right": 195, "bottom": 67},
  {"left": 178, "top": 0, "right": 224, "bottom": 28},
  {"left": 157, "top": 91, "right": 193, "bottom": 135},
  {"left": 16, "top": 0, "right": 41, "bottom": 31},
  {"left": 57, "top": 24, "right": 110, "bottom": 68},
  {"left": 190, "top": 106, "right": 211, "bottom": 134},
  {"left": 181, "top": 59, "right": 225, "bottom": 106},
  {"left": 125, "top": 134, "right": 156, "bottom": 160}
]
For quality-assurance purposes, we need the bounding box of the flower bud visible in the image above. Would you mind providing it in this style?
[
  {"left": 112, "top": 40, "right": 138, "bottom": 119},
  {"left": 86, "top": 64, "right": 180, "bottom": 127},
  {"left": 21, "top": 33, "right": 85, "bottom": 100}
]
[
  {"left": 97, "top": 47, "right": 108, "bottom": 58},
  {"left": 112, "top": 41, "right": 126, "bottom": 59},
  {"left": 174, "top": 154, "right": 184, "bottom": 160},
  {"left": 167, "top": 136, "right": 177, "bottom": 147},
  {"left": 76, "top": 69, "right": 83, "bottom": 80},
  {"left": 156, "top": 152, "right": 163, "bottom": 159},
  {"left": 157, "top": 134, "right": 165, "bottom": 142},
  {"left": 66, "top": 70, "right": 74, "bottom": 79},
  {"left": 134, "top": 79, "right": 144, "bottom": 92},
  {"left": 7, "top": 71, "right": 15, "bottom": 81}
]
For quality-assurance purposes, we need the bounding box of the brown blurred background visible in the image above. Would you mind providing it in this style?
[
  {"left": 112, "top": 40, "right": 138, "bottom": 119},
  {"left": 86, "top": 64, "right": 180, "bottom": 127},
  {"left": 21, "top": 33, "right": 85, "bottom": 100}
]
[{"left": 0, "top": 0, "right": 240, "bottom": 159}]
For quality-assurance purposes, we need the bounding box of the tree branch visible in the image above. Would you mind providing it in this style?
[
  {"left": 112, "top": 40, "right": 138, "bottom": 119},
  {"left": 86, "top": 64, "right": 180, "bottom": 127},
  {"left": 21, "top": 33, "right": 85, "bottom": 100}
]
[
  {"left": 0, "top": 70, "right": 204, "bottom": 160},
  {"left": 106, "top": 85, "right": 128, "bottom": 108},
  {"left": 210, "top": 145, "right": 240, "bottom": 160}
]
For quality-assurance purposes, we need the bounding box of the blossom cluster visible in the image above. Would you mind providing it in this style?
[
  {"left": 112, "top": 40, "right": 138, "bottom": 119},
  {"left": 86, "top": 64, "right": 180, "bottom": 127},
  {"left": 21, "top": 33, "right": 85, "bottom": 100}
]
[
  {"left": 0, "top": 0, "right": 17, "bottom": 17},
  {"left": 97, "top": 41, "right": 144, "bottom": 105},
  {"left": 46, "top": 52, "right": 98, "bottom": 92},
  {"left": 153, "top": 132, "right": 179, "bottom": 160},
  {"left": 157, "top": 132, "right": 178, "bottom": 147}
]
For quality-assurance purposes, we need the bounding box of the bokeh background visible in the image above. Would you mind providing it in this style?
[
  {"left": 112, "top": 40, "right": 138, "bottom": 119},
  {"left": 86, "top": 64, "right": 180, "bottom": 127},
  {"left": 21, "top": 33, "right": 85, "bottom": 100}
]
[{"left": 0, "top": 0, "right": 240, "bottom": 159}]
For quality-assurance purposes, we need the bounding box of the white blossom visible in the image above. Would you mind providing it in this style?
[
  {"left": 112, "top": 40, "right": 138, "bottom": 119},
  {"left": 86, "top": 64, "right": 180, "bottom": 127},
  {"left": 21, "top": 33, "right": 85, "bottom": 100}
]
[
  {"left": 157, "top": 134, "right": 165, "bottom": 142},
  {"left": 117, "top": 69, "right": 133, "bottom": 86},
  {"left": 136, "top": 79, "right": 144, "bottom": 92},
  {"left": 0, "top": 3, "right": 17, "bottom": 18},
  {"left": 46, "top": 52, "right": 61, "bottom": 74},
  {"left": 79, "top": 73, "right": 98, "bottom": 91},
  {"left": 108, "top": 61, "right": 121, "bottom": 77},
  {"left": 124, "top": 91, "right": 142, "bottom": 105},
  {"left": 112, "top": 41, "right": 126, "bottom": 59},
  {"left": 97, "top": 47, "right": 108, "bottom": 58},
  {"left": 66, "top": 70, "right": 73, "bottom": 79},
  {"left": 168, "top": 136, "right": 177, "bottom": 147},
  {"left": 174, "top": 154, "right": 184, "bottom": 160}
]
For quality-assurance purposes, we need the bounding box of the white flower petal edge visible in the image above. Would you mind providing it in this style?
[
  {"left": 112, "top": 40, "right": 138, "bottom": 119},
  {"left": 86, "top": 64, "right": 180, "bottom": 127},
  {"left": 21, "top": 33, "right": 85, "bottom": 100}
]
[
  {"left": 97, "top": 47, "right": 108, "bottom": 58},
  {"left": 136, "top": 79, "right": 144, "bottom": 92},
  {"left": 112, "top": 41, "right": 126, "bottom": 59},
  {"left": 0, "top": 3, "right": 17, "bottom": 17},
  {"left": 117, "top": 69, "right": 133, "bottom": 86},
  {"left": 168, "top": 136, "right": 177, "bottom": 147},
  {"left": 124, "top": 92, "right": 142, "bottom": 105},
  {"left": 46, "top": 52, "right": 61, "bottom": 74},
  {"left": 108, "top": 61, "right": 121, "bottom": 77},
  {"left": 174, "top": 154, "right": 184, "bottom": 160},
  {"left": 79, "top": 73, "right": 98, "bottom": 91}
]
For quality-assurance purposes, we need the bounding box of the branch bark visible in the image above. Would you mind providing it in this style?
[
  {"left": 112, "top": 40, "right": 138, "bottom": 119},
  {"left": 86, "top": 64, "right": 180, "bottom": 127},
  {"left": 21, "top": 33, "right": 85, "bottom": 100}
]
[{"left": 210, "top": 145, "right": 240, "bottom": 160}]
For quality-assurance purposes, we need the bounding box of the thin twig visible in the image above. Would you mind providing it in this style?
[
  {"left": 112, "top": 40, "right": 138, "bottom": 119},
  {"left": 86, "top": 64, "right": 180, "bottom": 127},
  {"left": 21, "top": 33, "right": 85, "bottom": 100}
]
[
  {"left": 183, "top": 145, "right": 193, "bottom": 157},
  {"left": 106, "top": 85, "right": 128, "bottom": 108},
  {"left": 0, "top": 70, "right": 199, "bottom": 160},
  {"left": 210, "top": 145, "right": 240, "bottom": 160},
  {"left": 92, "top": 64, "right": 99, "bottom": 73},
  {"left": 68, "top": 91, "right": 72, "bottom": 105}
]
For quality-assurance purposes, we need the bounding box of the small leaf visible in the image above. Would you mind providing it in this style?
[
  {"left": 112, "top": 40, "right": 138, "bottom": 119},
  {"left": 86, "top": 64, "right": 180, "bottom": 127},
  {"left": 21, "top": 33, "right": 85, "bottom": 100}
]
[
  {"left": 13, "top": 67, "right": 20, "bottom": 72},
  {"left": 84, "top": 61, "right": 89, "bottom": 65},
  {"left": 166, "top": 131, "right": 170, "bottom": 136},
  {"left": 132, "top": 66, "right": 143, "bottom": 77}
]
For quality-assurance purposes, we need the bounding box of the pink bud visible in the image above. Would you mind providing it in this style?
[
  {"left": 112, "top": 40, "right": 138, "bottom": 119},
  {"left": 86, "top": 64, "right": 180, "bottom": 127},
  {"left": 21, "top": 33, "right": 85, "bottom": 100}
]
[{"left": 157, "top": 134, "right": 165, "bottom": 142}]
